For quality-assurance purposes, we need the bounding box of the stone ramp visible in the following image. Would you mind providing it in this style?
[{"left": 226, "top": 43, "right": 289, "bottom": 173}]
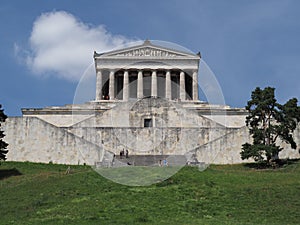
[
  {"left": 3, "top": 117, "right": 103, "bottom": 165},
  {"left": 113, "top": 155, "right": 187, "bottom": 167}
]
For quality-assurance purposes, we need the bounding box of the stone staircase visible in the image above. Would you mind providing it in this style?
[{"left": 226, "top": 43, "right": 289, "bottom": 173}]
[{"left": 113, "top": 155, "right": 187, "bottom": 167}]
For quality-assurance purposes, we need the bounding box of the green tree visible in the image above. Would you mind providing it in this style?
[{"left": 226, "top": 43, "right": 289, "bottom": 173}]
[
  {"left": 0, "top": 104, "right": 8, "bottom": 161},
  {"left": 241, "top": 87, "right": 300, "bottom": 164}
]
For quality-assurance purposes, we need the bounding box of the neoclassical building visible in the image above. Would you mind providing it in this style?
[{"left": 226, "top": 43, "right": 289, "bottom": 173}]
[
  {"left": 94, "top": 40, "right": 200, "bottom": 102},
  {"left": 3, "top": 41, "right": 300, "bottom": 166}
]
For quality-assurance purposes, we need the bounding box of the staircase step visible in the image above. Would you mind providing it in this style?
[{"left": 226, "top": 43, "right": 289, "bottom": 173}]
[{"left": 113, "top": 155, "right": 187, "bottom": 166}]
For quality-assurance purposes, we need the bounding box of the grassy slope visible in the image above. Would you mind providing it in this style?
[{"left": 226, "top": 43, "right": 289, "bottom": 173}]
[{"left": 0, "top": 161, "right": 300, "bottom": 225}]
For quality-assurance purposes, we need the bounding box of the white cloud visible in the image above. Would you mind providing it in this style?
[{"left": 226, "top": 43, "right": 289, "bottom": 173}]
[{"left": 18, "top": 11, "right": 137, "bottom": 81}]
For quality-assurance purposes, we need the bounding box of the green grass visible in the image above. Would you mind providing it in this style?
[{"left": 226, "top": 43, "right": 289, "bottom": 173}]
[
  {"left": 1, "top": 161, "right": 300, "bottom": 225},
  {"left": 96, "top": 165, "right": 182, "bottom": 186}
]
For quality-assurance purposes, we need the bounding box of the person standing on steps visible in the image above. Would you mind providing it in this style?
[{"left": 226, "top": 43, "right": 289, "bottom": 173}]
[
  {"left": 159, "top": 159, "right": 162, "bottom": 167},
  {"left": 120, "top": 149, "right": 124, "bottom": 159},
  {"left": 163, "top": 159, "right": 168, "bottom": 166}
]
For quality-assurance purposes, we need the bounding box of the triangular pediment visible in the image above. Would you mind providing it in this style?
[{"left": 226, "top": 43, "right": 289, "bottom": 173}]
[{"left": 95, "top": 40, "right": 199, "bottom": 58}]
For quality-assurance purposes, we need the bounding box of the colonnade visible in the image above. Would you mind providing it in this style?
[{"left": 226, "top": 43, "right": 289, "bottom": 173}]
[{"left": 96, "top": 70, "right": 198, "bottom": 101}]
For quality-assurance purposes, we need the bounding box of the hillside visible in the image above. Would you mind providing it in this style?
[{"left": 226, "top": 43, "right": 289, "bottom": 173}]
[{"left": 1, "top": 161, "right": 300, "bottom": 225}]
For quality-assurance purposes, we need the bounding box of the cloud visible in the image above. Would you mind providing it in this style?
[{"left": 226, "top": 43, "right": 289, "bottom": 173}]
[{"left": 18, "top": 11, "right": 137, "bottom": 81}]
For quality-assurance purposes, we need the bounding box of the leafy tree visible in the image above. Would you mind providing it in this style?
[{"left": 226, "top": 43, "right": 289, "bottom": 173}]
[
  {"left": 241, "top": 87, "right": 300, "bottom": 164},
  {"left": 0, "top": 104, "right": 8, "bottom": 161}
]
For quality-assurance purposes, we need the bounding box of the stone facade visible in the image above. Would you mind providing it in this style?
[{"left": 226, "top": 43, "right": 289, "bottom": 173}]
[
  {"left": 4, "top": 99, "right": 300, "bottom": 165},
  {"left": 3, "top": 41, "right": 300, "bottom": 165}
]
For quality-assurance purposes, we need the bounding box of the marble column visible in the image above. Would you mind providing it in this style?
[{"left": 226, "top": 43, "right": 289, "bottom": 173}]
[
  {"left": 95, "top": 70, "right": 102, "bottom": 101},
  {"left": 165, "top": 70, "right": 171, "bottom": 99},
  {"left": 151, "top": 70, "right": 157, "bottom": 97},
  {"left": 192, "top": 70, "right": 198, "bottom": 101},
  {"left": 109, "top": 70, "right": 115, "bottom": 100},
  {"left": 123, "top": 70, "right": 129, "bottom": 101},
  {"left": 137, "top": 70, "right": 143, "bottom": 99},
  {"left": 180, "top": 71, "right": 186, "bottom": 100}
]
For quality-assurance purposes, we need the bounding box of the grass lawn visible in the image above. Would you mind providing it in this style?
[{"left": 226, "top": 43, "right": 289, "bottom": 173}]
[{"left": 0, "top": 161, "right": 300, "bottom": 225}]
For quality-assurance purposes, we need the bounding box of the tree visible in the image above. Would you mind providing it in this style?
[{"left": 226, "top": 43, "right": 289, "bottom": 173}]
[
  {"left": 0, "top": 104, "right": 8, "bottom": 161},
  {"left": 241, "top": 87, "right": 300, "bottom": 164}
]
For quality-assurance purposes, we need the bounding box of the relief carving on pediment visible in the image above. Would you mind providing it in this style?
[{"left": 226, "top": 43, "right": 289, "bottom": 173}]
[{"left": 115, "top": 47, "right": 181, "bottom": 57}]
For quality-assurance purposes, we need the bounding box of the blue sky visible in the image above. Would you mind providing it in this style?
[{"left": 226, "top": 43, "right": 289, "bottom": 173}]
[{"left": 1, "top": 0, "right": 300, "bottom": 116}]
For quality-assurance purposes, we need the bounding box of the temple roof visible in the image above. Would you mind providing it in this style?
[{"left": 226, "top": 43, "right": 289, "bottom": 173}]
[{"left": 94, "top": 40, "right": 201, "bottom": 59}]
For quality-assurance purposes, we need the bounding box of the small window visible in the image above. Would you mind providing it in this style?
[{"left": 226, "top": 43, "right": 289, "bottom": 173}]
[{"left": 144, "top": 118, "right": 152, "bottom": 127}]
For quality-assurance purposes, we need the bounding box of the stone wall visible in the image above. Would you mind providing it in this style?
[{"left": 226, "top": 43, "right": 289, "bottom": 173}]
[
  {"left": 3, "top": 117, "right": 103, "bottom": 165},
  {"left": 24, "top": 114, "right": 93, "bottom": 127},
  {"left": 68, "top": 127, "right": 233, "bottom": 156},
  {"left": 195, "top": 126, "right": 252, "bottom": 164},
  {"left": 70, "top": 99, "right": 226, "bottom": 129},
  {"left": 3, "top": 115, "right": 300, "bottom": 165},
  {"left": 195, "top": 126, "right": 300, "bottom": 164}
]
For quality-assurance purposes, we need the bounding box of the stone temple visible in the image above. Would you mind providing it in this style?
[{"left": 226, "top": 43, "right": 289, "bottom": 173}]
[{"left": 3, "top": 40, "right": 300, "bottom": 166}]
